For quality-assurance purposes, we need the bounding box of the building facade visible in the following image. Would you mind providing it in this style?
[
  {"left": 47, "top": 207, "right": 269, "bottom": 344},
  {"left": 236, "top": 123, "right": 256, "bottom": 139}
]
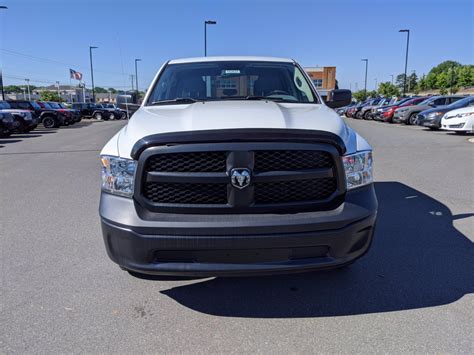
[{"left": 304, "top": 66, "right": 337, "bottom": 98}]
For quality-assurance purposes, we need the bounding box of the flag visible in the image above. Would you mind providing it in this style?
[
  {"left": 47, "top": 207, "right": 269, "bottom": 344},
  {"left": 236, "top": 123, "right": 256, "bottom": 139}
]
[{"left": 70, "top": 69, "right": 83, "bottom": 81}]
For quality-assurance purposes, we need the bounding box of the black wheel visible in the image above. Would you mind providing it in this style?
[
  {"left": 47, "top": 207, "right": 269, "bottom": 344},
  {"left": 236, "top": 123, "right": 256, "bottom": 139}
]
[
  {"left": 0, "top": 130, "right": 12, "bottom": 138},
  {"left": 93, "top": 112, "right": 103, "bottom": 120},
  {"left": 454, "top": 131, "right": 467, "bottom": 135},
  {"left": 121, "top": 112, "right": 128, "bottom": 119},
  {"left": 42, "top": 116, "right": 56, "bottom": 128},
  {"left": 109, "top": 113, "right": 115, "bottom": 120},
  {"left": 363, "top": 111, "right": 371, "bottom": 120},
  {"left": 408, "top": 113, "right": 418, "bottom": 125}
]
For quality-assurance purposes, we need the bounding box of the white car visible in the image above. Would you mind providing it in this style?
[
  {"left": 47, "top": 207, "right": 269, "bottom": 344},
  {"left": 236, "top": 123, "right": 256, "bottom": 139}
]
[
  {"left": 441, "top": 106, "right": 474, "bottom": 133},
  {"left": 99, "top": 56, "right": 377, "bottom": 277}
]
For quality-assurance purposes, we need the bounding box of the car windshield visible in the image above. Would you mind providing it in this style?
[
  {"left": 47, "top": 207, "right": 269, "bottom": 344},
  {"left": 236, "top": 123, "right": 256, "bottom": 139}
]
[
  {"left": 0, "top": 101, "right": 11, "bottom": 109},
  {"left": 147, "top": 61, "right": 318, "bottom": 105},
  {"left": 30, "top": 101, "right": 41, "bottom": 110},
  {"left": 48, "top": 102, "right": 61, "bottom": 109},
  {"left": 447, "top": 96, "right": 472, "bottom": 108}
]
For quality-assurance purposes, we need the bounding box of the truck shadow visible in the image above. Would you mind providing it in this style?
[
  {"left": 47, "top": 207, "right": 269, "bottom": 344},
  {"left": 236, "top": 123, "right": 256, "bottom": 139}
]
[{"left": 160, "top": 181, "right": 473, "bottom": 318}]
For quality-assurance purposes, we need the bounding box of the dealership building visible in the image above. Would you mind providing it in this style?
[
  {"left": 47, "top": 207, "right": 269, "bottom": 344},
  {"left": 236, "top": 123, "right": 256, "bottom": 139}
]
[{"left": 304, "top": 66, "right": 337, "bottom": 98}]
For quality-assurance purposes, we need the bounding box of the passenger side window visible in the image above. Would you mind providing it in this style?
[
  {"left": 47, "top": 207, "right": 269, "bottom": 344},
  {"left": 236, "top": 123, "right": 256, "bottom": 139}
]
[
  {"left": 448, "top": 97, "right": 462, "bottom": 104},
  {"left": 433, "top": 98, "right": 446, "bottom": 106}
]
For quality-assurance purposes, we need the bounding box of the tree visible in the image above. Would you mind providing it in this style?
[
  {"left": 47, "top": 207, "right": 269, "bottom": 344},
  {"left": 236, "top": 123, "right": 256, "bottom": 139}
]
[
  {"left": 352, "top": 90, "right": 367, "bottom": 102},
  {"left": 377, "top": 82, "right": 400, "bottom": 97},
  {"left": 407, "top": 72, "right": 418, "bottom": 92},
  {"left": 94, "top": 87, "right": 108, "bottom": 93},
  {"left": 108, "top": 88, "right": 117, "bottom": 94},
  {"left": 395, "top": 74, "right": 406, "bottom": 91},
  {"left": 417, "top": 74, "right": 428, "bottom": 92},
  {"left": 40, "top": 90, "right": 63, "bottom": 102},
  {"left": 456, "top": 65, "right": 474, "bottom": 87}
]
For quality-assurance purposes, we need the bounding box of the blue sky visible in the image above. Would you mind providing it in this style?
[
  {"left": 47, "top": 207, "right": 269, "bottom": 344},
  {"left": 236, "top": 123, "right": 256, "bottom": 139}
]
[{"left": 0, "top": 0, "right": 472, "bottom": 91}]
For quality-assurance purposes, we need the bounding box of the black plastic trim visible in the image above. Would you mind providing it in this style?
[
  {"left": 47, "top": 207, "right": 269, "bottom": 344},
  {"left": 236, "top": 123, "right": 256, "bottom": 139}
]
[{"left": 131, "top": 128, "right": 346, "bottom": 159}]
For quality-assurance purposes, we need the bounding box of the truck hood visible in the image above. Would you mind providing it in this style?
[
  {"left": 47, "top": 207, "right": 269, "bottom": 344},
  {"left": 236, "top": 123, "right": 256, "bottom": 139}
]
[{"left": 114, "top": 101, "right": 356, "bottom": 158}]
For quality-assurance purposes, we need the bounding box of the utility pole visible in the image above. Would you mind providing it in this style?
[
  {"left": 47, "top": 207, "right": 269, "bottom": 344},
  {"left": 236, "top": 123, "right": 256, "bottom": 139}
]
[
  {"left": 204, "top": 20, "right": 217, "bottom": 56},
  {"left": 134, "top": 59, "right": 141, "bottom": 99},
  {"left": 25, "top": 79, "right": 31, "bottom": 100},
  {"left": 130, "top": 75, "right": 135, "bottom": 91},
  {"left": 21, "top": 87, "right": 26, "bottom": 100},
  {"left": 399, "top": 29, "right": 410, "bottom": 95},
  {"left": 361, "top": 59, "right": 368, "bottom": 99},
  {"left": 89, "top": 46, "right": 98, "bottom": 102}
]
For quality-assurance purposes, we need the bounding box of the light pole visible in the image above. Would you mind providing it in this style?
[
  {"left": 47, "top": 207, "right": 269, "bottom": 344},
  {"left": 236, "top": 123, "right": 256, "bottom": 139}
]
[
  {"left": 361, "top": 59, "right": 368, "bottom": 99},
  {"left": 399, "top": 29, "right": 410, "bottom": 95},
  {"left": 134, "top": 58, "right": 141, "bottom": 98},
  {"left": 25, "top": 78, "right": 31, "bottom": 100},
  {"left": 56, "top": 81, "right": 60, "bottom": 99},
  {"left": 0, "top": 6, "right": 7, "bottom": 100},
  {"left": 204, "top": 20, "right": 217, "bottom": 56},
  {"left": 89, "top": 46, "right": 98, "bottom": 102},
  {"left": 21, "top": 87, "right": 26, "bottom": 100}
]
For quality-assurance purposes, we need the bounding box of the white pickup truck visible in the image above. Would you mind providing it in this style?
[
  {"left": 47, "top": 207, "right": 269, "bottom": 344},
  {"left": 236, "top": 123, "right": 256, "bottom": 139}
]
[{"left": 99, "top": 56, "right": 377, "bottom": 277}]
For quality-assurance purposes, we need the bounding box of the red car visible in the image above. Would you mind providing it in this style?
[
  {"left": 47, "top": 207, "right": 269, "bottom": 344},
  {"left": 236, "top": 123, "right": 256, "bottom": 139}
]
[{"left": 375, "top": 97, "right": 426, "bottom": 123}]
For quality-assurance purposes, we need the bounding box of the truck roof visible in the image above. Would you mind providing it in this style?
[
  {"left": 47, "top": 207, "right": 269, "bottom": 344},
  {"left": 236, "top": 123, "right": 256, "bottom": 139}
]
[{"left": 168, "top": 56, "right": 295, "bottom": 64}]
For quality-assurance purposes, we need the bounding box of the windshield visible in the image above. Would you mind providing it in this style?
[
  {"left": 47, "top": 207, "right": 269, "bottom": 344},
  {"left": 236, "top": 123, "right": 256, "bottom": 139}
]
[
  {"left": 48, "top": 102, "right": 61, "bottom": 109},
  {"left": 147, "top": 61, "right": 318, "bottom": 105},
  {"left": 0, "top": 101, "right": 11, "bottom": 109},
  {"left": 447, "top": 96, "right": 473, "bottom": 108}
]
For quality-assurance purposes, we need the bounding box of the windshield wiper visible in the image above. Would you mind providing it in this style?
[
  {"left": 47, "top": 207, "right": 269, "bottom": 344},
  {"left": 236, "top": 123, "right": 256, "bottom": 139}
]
[
  {"left": 224, "top": 95, "right": 288, "bottom": 102},
  {"left": 151, "top": 98, "right": 198, "bottom": 105}
]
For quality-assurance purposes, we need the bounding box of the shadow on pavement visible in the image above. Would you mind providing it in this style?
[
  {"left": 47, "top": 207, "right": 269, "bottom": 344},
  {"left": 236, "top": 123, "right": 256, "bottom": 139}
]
[{"left": 160, "top": 181, "right": 473, "bottom": 318}]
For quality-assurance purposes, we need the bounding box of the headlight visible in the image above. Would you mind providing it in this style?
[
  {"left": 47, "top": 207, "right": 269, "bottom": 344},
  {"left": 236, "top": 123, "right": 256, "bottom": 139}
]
[
  {"left": 427, "top": 111, "right": 442, "bottom": 118},
  {"left": 342, "top": 151, "right": 373, "bottom": 190},
  {"left": 100, "top": 155, "right": 137, "bottom": 197}
]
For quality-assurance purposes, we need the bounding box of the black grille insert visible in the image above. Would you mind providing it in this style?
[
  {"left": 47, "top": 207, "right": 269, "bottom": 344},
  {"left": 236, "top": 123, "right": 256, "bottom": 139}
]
[
  {"left": 145, "top": 151, "right": 227, "bottom": 172},
  {"left": 254, "top": 150, "right": 333, "bottom": 172},
  {"left": 144, "top": 182, "right": 227, "bottom": 204},
  {"left": 254, "top": 178, "right": 336, "bottom": 204}
]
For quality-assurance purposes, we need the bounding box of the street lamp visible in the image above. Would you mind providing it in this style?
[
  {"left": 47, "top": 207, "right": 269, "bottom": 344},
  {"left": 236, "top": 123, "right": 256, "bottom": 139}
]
[
  {"left": 89, "top": 46, "right": 98, "bottom": 102},
  {"left": 361, "top": 59, "right": 368, "bottom": 99},
  {"left": 56, "top": 81, "right": 60, "bottom": 99},
  {"left": 204, "top": 20, "right": 217, "bottom": 56},
  {"left": 134, "top": 58, "right": 141, "bottom": 98},
  {"left": 25, "top": 78, "right": 31, "bottom": 100},
  {"left": 399, "top": 29, "right": 410, "bottom": 95},
  {"left": 0, "top": 6, "right": 7, "bottom": 100}
]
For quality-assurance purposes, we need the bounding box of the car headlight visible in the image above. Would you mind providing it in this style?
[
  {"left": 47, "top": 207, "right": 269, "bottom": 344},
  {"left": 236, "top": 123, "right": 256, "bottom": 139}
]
[
  {"left": 342, "top": 151, "right": 373, "bottom": 190},
  {"left": 427, "top": 111, "right": 442, "bottom": 118},
  {"left": 100, "top": 155, "right": 137, "bottom": 197}
]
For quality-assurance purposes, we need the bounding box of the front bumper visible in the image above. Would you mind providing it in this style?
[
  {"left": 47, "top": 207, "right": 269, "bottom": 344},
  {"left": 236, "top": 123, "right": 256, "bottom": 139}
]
[
  {"left": 420, "top": 116, "right": 441, "bottom": 128},
  {"left": 99, "top": 184, "right": 378, "bottom": 276}
]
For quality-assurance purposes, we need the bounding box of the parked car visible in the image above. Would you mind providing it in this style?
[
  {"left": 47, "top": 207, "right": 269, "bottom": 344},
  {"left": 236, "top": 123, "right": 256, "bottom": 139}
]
[
  {"left": 71, "top": 103, "right": 115, "bottom": 120},
  {"left": 355, "top": 98, "right": 384, "bottom": 119},
  {"left": 350, "top": 101, "right": 370, "bottom": 119},
  {"left": 96, "top": 103, "right": 124, "bottom": 120},
  {"left": 0, "top": 111, "right": 19, "bottom": 137},
  {"left": 440, "top": 105, "right": 474, "bottom": 134},
  {"left": 336, "top": 102, "right": 356, "bottom": 116},
  {"left": 364, "top": 97, "right": 397, "bottom": 120},
  {"left": 54, "top": 102, "right": 82, "bottom": 123},
  {"left": 38, "top": 101, "right": 77, "bottom": 126},
  {"left": 99, "top": 56, "right": 377, "bottom": 277},
  {"left": 393, "top": 95, "right": 465, "bottom": 125},
  {"left": 7, "top": 100, "right": 65, "bottom": 128},
  {"left": 374, "top": 97, "right": 425, "bottom": 123},
  {"left": 0, "top": 100, "right": 38, "bottom": 133},
  {"left": 417, "top": 96, "right": 474, "bottom": 130}
]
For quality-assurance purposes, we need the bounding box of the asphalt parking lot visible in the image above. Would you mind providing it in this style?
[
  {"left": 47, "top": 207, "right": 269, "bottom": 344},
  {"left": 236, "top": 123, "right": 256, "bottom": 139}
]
[{"left": 1, "top": 119, "right": 473, "bottom": 353}]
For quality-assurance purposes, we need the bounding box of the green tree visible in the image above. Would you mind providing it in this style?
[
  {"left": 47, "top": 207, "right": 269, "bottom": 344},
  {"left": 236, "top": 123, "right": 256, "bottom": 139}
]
[
  {"left": 94, "top": 86, "right": 108, "bottom": 93},
  {"left": 108, "top": 88, "right": 117, "bottom": 94},
  {"left": 417, "top": 74, "right": 428, "bottom": 91},
  {"left": 352, "top": 90, "right": 367, "bottom": 102},
  {"left": 395, "top": 73, "right": 406, "bottom": 91},
  {"left": 40, "top": 90, "right": 63, "bottom": 102},
  {"left": 456, "top": 65, "right": 474, "bottom": 87},
  {"left": 4, "top": 85, "right": 23, "bottom": 93},
  {"left": 377, "top": 82, "right": 400, "bottom": 97},
  {"left": 407, "top": 72, "right": 418, "bottom": 92}
]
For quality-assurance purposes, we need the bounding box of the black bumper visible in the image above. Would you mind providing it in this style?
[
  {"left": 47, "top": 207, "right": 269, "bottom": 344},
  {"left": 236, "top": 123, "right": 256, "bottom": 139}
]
[{"left": 100, "top": 185, "right": 377, "bottom": 276}]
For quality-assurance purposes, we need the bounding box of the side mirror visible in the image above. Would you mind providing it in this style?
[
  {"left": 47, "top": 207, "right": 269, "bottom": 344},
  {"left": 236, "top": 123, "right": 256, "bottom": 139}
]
[{"left": 325, "top": 89, "right": 352, "bottom": 108}]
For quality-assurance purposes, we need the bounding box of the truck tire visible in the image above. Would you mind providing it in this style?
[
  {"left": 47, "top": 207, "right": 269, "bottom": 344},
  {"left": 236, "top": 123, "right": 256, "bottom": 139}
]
[{"left": 93, "top": 112, "right": 103, "bottom": 120}]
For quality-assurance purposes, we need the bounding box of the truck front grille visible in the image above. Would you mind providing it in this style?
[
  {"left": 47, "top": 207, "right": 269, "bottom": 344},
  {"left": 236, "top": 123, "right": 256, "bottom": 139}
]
[{"left": 136, "top": 142, "right": 344, "bottom": 214}]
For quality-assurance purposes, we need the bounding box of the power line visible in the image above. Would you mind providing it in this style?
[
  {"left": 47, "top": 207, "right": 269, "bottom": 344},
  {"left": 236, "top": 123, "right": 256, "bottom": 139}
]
[{"left": 0, "top": 48, "right": 133, "bottom": 76}]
